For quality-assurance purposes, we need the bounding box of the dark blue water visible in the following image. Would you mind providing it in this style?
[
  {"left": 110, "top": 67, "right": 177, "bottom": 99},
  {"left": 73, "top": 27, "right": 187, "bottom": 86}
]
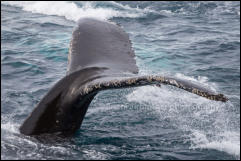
[{"left": 1, "top": 1, "right": 240, "bottom": 160}]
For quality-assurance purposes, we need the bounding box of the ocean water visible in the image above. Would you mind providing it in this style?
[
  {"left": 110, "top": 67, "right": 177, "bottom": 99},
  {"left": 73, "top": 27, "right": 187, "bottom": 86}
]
[{"left": 1, "top": 1, "right": 240, "bottom": 160}]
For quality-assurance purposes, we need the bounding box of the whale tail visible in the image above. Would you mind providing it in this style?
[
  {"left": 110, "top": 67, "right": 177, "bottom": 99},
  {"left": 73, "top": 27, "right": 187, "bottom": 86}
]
[
  {"left": 20, "top": 67, "right": 228, "bottom": 136},
  {"left": 20, "top": 18, "right": 228, "bottom": 136}
]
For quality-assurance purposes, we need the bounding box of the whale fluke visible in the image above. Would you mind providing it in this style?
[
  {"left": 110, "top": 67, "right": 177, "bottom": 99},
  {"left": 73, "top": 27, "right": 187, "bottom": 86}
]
[{"left": 20, "top": 18, "right": 228, "bottom": 136}]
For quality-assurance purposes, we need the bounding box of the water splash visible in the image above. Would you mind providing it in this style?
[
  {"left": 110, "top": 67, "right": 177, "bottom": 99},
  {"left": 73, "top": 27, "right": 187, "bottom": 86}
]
[
  {"left": 2, "top": 1, "right": 145, "bottom": 21},
  {"left": 126, "top": 74, "right": 240, "bottom": 157}
]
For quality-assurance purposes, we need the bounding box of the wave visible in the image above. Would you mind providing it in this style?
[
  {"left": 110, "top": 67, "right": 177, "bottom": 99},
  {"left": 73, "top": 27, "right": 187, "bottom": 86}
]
[{"left": 1, "top": 1, "right": 146, "bottom": 21}]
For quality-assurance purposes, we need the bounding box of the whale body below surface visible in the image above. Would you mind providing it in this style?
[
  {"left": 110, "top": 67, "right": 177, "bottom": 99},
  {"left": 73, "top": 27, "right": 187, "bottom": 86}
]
[{"left": 20, "top": 18, "right": 228, "bottom": 136}]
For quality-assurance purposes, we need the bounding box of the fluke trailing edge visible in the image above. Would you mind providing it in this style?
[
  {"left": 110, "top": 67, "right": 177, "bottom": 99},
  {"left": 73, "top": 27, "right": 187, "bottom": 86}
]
[{"left": 20, "top": 18, "right": 228, "bottom": 136}]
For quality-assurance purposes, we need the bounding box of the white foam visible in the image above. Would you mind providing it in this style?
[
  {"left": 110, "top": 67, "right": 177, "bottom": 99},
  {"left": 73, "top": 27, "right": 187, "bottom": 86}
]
[
  {"left": 190, "top": 130, "right": 240, "bottom": 157},
  {"left": 83, "top": 149, "right": 108, "bottom": 160},
  {"left": 2, "top": 1, "right": 145, "bottom": 21},
  {"left": 1, "top": 119, "right": 19, "bottom": 134},
  {"left": 109, "top": 1, "right": 161, "bottom": 15}
]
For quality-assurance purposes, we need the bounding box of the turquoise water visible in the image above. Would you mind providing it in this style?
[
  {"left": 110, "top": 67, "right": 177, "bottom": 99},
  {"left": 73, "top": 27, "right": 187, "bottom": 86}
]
[{"left": 1, "top": 1, "right": 240, "bottom": 160}]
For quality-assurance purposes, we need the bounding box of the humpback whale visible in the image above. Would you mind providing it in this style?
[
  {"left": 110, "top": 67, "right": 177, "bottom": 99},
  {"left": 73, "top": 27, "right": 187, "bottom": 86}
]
[{"left": 20, "top": 18, "right": 228, "bottom": 136}]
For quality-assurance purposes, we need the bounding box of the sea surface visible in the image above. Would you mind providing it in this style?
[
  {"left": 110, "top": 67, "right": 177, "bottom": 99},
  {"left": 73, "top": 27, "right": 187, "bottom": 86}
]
[{"left": 1, "top": 1, "right": 240, "bottom": 160}]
